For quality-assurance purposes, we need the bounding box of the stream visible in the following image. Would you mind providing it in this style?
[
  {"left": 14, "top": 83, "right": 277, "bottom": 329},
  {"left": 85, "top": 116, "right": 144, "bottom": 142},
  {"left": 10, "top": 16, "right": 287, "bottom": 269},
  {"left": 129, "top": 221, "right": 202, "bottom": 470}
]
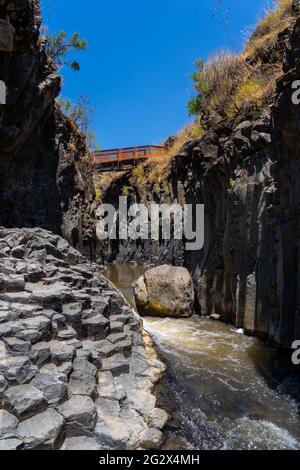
[{"left": 104, "top": 263, "right": 300, "bottom": 450}]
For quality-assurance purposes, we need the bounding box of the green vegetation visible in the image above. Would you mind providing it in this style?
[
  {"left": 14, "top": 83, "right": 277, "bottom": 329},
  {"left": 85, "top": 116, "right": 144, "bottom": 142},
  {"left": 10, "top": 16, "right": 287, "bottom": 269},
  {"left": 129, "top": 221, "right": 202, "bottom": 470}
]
[
  {"left": 188, "top": 0, "right": 293, "bottom": 119},
  {"left": 121, "top": 186, "right": 131, "bottom": 197},
  {"left": 188, "top": 53, "right": 243, "bottom": 117},
  {"left": 95, "top": 188, "right": 104, "bottom": 201},
  {"left": 58, "top": 95, "right": 97, "bottom": 150},
  {"left": 46, "top": 31, "right": 88, "bottom": 71}
]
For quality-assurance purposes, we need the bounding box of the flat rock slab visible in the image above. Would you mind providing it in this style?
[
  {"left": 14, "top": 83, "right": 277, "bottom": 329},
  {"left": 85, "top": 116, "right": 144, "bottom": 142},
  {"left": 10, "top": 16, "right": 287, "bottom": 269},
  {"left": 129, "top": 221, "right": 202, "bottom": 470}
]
[
  {"left": 0, "top": 438, "right": 23, "bottom": 450},
  {"left": 57, "top": 395, "right": 97, "bottom": 433},
  {"left": 148, "top": 408, "right": 169, "bottom": 430},
  {"left": 0, "top": 355, "right": 36, "bottom": 385},
  {"left": 49, "top": 340, "right": 75, "bottom": 365},
  {"left": 94, "top": 417, "right": 129, "bottom": 449},
  {"left": 16, "top": 408, "right": 64, "bottom": 449},
  {"left": 101, "top": 354, "right": 130, "bottom": 377},
  {"left": 4, "top": 337, "right": 31, "bottom": 356},
  {"left": 106, "top": 332, "right": 128, "bottom": 344},
  {"left": 30, "top": 283, "right": 74, "bottom": 307},
  {"left": 61, "top": 436, "right": 104, "bottom": 450},
  {"left": 62, "top": 303, "right": 82, "bottom": 325},
  {"left": 30, "top": 342, "right": 51, "bottom": 366},
  {"left": 110, "top": 321, "right": 124, "bottom": 334},
  {"left": 0, "top": 410, "right": 19, "bottom": 437},
  {"left": 40, "top": 363, "right": 72, "bottom": 383},
  {"left": 96, "top": 398, "right": 120, "bottom": 418},
  {"left": 97, "top": 371, "right": 126, "bottom": 401},
  {"left": 140, "top": 428, "right": 163, "bottom": 449},
  {"left": 82, "top": 315, "right": 109, "bottom": 339},
  {"left": 95, "top": 340, "right": 118, "bottom": 358},
  {"left": 3, "top": 384, "right": 46, "bottom": 418},
  {"left": 31, "top": 373, "right": 68, "bottom": 405},
  {"left": 128, "top": 389, "right": 156, "bottom": 415}
]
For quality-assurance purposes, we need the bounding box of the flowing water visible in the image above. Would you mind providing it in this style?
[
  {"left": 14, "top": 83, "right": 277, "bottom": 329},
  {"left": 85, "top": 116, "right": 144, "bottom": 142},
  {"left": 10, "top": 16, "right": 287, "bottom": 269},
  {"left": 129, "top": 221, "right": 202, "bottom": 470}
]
[{"left": 104, "top": 263, "right": 300, "bottom": 450}]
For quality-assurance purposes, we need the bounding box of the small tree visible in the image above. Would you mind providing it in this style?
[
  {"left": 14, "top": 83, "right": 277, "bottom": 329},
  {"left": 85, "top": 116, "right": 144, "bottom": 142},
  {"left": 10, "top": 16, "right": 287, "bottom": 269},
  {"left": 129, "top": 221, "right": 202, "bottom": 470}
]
[
  {"left": 58, "top": 95, "right": 97, "bottom": 151},
  {"left": 46, "top": 31, "right": 88, "bottom": 71}
]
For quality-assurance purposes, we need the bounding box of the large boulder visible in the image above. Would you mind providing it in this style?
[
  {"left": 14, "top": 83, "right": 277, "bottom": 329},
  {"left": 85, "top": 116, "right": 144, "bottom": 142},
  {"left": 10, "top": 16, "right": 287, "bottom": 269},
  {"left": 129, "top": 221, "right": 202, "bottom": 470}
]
[{"left": 133, "top": 265, "right": 194, "bottom": 318}]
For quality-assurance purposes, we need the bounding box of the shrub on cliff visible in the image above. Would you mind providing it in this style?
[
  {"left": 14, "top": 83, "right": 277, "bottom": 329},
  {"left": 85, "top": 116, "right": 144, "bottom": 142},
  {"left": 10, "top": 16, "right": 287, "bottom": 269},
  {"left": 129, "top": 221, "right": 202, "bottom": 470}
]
[
  {"left": 188, "top": 51, "right": 244, "bottom": 117},
  {"left": 58, "top": 95, "right": 96, "bottom": 151},
  {"left": 188, "top": 0, "right": 294, "bottom": 120}
]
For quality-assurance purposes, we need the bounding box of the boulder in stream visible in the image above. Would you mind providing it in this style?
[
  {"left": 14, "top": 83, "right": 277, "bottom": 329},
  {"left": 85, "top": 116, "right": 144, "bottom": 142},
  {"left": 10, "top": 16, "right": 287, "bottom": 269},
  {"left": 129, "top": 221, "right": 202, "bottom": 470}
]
[{"left": 133, "top": 265, "right": 194, "bottom": 318}]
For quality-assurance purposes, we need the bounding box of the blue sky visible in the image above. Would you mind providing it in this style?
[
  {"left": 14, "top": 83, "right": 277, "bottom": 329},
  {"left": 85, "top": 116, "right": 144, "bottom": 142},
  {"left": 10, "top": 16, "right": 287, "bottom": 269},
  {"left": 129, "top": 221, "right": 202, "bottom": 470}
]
[{"left": 41, "top": 0, "right": 267, "bottom": 149}]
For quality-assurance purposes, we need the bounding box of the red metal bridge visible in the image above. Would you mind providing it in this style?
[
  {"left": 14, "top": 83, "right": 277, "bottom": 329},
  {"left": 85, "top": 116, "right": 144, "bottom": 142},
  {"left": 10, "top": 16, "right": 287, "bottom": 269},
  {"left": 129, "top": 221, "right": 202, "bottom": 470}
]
[{"left": 93, "top": 145, "right": 163, "bottom": 171}]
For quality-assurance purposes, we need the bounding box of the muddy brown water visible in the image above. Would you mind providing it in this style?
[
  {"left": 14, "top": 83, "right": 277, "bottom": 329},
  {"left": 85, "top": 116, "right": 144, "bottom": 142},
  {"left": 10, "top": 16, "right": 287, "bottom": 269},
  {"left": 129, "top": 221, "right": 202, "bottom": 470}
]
[{"left": 103, "top": 263, "right": 300, "bottom": 450}]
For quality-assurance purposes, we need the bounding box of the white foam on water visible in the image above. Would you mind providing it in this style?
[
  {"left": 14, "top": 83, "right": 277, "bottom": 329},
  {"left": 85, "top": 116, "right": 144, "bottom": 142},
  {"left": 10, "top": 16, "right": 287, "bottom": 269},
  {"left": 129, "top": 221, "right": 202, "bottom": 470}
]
[{"left": 222, "top": 417, "right": 300, "bottom": 450}]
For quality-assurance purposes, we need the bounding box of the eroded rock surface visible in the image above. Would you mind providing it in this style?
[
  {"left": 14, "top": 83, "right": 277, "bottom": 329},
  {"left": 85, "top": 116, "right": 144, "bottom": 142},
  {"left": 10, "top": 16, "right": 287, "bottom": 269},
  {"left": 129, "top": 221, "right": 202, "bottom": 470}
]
[{"left": 0, "top": 228, "right": 167, "bottom": 450}]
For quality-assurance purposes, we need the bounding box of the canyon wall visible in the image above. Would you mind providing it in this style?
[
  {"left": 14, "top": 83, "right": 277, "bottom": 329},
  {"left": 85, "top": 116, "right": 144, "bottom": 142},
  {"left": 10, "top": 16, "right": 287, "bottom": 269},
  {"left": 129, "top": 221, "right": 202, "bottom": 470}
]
[
  {"left": 100, "top": 2, "right": 300, "bottom": 349},
  {"left": 0, "top": 0, "right": 96, "bottom": 256}
]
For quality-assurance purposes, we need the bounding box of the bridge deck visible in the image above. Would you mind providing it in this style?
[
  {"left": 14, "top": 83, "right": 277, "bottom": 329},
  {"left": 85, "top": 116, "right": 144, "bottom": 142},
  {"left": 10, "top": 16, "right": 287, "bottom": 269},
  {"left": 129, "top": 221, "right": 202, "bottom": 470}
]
[{"left": 93, "top": 145, "right": 163, "bottom": 171}]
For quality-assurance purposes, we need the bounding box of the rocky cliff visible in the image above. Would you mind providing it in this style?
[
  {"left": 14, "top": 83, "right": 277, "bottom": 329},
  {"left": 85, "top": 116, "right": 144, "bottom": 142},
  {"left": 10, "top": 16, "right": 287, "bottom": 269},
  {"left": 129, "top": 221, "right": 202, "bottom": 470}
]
[
  {"left": 99, "top": 1, "right": 300, "bottom": 349},
  {"left": 0, "top": 0, "right": 96, "bottom": 256}
]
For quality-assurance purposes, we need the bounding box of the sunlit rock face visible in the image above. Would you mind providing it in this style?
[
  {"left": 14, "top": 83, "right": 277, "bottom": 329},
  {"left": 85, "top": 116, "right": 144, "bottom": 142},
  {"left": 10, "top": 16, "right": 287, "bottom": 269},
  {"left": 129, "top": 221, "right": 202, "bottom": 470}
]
[{"left": 0, "top": 1, "right": 96, "bottom": 256}]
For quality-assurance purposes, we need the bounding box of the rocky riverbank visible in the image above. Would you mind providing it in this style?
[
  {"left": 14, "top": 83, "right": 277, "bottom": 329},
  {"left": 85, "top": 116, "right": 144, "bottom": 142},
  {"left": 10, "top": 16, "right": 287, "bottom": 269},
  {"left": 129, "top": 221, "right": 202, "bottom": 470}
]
[{"left": 0, "top": 228, "right": 167, "bottom": 450}]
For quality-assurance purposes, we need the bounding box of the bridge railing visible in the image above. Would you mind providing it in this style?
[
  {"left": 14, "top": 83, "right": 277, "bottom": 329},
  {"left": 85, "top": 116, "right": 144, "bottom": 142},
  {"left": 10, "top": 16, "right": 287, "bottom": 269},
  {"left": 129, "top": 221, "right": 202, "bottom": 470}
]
[{"left": 93, "top": 145, "right": 163, "bottom": 168}]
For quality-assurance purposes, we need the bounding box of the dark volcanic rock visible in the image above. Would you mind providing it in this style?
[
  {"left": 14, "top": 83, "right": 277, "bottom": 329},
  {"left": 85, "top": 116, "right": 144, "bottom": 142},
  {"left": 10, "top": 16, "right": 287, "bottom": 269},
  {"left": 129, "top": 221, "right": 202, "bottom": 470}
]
[
  {"left": 99, "top": 3, "right": 300, "bottom": 350},
  {"left": 0, "top": 0, "right": 96, "bottom": 256},
  {"left": 0, "top": 228, "right": 166, "bottom": 450}
]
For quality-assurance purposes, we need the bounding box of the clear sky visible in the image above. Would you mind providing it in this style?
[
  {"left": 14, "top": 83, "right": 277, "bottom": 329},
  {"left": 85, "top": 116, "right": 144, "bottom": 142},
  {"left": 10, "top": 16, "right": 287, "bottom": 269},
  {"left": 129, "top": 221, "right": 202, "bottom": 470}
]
[{"left": 41, "top": 0, "right": 267, "bottom": 149}]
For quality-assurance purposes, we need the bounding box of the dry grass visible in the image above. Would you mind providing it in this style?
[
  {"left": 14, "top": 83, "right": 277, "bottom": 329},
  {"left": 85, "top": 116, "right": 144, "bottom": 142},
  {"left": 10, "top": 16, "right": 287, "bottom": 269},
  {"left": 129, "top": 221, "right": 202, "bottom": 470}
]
[
  {"left": 132, "top": 123, "right": 204, "bottom": 186},
  {"left": 225, "top": 71, "right": 279, "bottom": 118},
  {"left": 244, "top": 0, "right": 293, "bottom": 59},
  {"left": 197, "top": 52, "right": 245, "bottom": 114},
  {"left": 93, "top": 170, "right": 127, "bottom": 198},
  {"left": 189, "top": 1, "right": 294, "bottom": 119}
]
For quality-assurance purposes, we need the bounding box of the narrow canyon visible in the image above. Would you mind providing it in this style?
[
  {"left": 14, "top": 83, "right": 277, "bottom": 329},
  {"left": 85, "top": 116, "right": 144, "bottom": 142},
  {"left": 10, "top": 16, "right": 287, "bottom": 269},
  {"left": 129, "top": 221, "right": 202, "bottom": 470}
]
[{"left": 0, "top": 0, "right": 300, "bottom": 451}]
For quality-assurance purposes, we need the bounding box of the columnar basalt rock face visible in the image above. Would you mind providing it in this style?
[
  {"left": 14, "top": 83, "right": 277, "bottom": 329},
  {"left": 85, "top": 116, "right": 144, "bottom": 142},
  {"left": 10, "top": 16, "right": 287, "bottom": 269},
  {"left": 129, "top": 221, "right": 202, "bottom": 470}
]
[
  {"left": 0, "top": 1, "right": 96, "bottom": 256},
  {"left": 172, "top": 10, "right": 300, "bottom": 349},
  {"left": 100, "top": 3, "right": 300, "bottom": 349},
  {"left": 0, "top": 228, "right": 167, "bottom": 450}
]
